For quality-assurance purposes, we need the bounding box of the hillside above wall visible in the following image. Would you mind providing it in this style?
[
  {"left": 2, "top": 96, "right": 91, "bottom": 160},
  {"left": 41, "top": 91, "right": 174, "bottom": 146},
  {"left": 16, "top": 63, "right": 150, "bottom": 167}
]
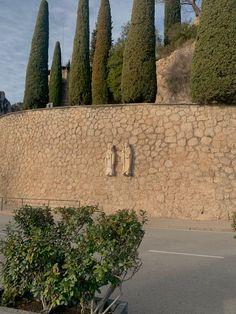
[{"left": 156, "top": 42, "right": 195, "bottom": 104}]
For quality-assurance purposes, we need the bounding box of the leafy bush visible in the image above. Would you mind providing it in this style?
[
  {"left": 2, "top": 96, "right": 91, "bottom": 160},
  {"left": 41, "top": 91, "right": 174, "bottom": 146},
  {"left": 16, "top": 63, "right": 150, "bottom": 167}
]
[
  {"left": 14, "top": 205, "right": 54, "bottom": 235},
  {"left": 232, "top": 212, "right": 236, "bottom": 234},
  {"left": 157, "top": 23, "right": 197, "bottom": 59},
  {"left": 0, "top": 205, "right": 146, "bottom": 314}
]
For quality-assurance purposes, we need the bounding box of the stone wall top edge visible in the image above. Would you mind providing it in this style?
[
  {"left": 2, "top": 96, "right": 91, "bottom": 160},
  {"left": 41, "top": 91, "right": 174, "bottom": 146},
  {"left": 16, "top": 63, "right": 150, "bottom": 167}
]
[{"left": 0, "top": 102, "right": 236, "bottom": 121}]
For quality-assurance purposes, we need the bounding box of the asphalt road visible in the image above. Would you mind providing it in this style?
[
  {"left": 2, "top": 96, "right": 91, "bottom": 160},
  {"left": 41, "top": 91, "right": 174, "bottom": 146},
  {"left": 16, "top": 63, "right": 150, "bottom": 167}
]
[
  {"left": 122, "top": 227, "right": 236, "bottom": 314},
  {"left": 0, "top": 214, "right": 236, "bottom": 314}
]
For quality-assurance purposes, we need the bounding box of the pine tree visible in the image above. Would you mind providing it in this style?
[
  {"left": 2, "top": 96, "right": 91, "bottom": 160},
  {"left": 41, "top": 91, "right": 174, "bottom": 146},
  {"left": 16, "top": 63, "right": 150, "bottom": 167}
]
[
  {"left": 121, "top": 0, "right": 157, "bottom": 103},
  {"left": 69, "top": 0, "right": 91, "bottom": 105},
  {"left": 190, "top": 0, "right": 236, "bottom": 104},
  {"left": 23, "top": 0, "right": 49, "bottom": 109},
  {"left": 164, "top": 0, "right": 181, "bottom": 46},
  {"left": 49, "top": 42, "right": 62, "bottom": 106},
  {"left": 92, "top": 0, "right": 112, "bottom": 105}
]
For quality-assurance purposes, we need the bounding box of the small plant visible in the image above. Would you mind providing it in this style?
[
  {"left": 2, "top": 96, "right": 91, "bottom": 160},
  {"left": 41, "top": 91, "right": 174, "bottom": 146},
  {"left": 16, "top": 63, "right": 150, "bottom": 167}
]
[
  {"left": 232, "top": 212, "right": 236, "bottom": 235},
  {"left": 87, "top": 209, "right": 147, "bottom": 314},
  {"left": 0, "top": 205, "right": 146, "bottom": 314}
]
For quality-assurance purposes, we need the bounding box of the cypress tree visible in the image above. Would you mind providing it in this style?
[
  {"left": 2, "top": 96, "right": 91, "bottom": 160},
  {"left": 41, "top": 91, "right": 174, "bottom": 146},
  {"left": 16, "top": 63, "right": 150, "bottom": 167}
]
[
  {"left": 69, "top": 0, "right": 91, "bottom": 105},
  {"left": 107, "top": 42, "right": 124, "bottom": 103},
  {"left": 164, "top": 0, "right": 181, "bottom": 46},
  {"left": 92, "top": 0, "right": 112, "bottom": 105},
  {"left": 121, "top": 0, "right": 157, "bottom": 103},
  {"left": 23, "top": 0, "right": 49, "bottom": 109},
  {"left": 107, "top": 23, "right": 130, "bottom": 103},
  {"left": 191, "top": 0, "right": 236, "bottom": 104},
  {"left": 49, "top": 42, "right": 62, "bottom": 106},
  {"left": 90, "top": 26, "right": 97, "bottom": 68}
]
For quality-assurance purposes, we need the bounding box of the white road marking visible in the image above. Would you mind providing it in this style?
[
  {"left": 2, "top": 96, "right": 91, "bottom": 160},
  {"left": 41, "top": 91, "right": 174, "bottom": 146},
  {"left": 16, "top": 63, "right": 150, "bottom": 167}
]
[
  {"left": 147, "top": 227, "right": 234, "bottom": 234},
  {"left": 149, "top": 250, "right": 224, "bottom": 259}
]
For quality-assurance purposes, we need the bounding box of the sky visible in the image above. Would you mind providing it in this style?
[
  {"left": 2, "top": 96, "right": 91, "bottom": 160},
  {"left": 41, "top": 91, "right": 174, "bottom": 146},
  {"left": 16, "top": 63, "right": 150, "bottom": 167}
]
[{"left": 0, "top": 0, "right": 194, "bottom": 104}]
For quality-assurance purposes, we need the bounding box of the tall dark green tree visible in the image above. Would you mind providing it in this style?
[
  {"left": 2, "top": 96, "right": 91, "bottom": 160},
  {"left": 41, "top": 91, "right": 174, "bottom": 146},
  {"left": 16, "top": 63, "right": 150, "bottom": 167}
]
[
  {"left": 92, "top": 0, "right": 112, "bottom": 105},
  {"left": 190, "top": 0, "right": 236, "bottom": 104},
  {"left": 121, "top": 0, "right": 157, "bottom": 103},
  {"left": 90, "top": 26, "right": 97, "bottom": 68},
  {"left": 69, "top": 0, "right": 91, "bottom": 105},
  {"left": 49, "top": 42, "right": 62, "bottom": 106},
  {"left": 23, "top": 0, "right": 49, "bottom": 109},
  {"left": 164, "top": 0, "right": 181, "bottom": 46}
]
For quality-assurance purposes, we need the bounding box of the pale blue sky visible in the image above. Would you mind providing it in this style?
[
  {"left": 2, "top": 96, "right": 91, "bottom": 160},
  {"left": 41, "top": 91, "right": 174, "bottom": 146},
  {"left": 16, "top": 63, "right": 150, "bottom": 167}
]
[{"left": 0, "top": 0, "right": 194, "bottom": 104}]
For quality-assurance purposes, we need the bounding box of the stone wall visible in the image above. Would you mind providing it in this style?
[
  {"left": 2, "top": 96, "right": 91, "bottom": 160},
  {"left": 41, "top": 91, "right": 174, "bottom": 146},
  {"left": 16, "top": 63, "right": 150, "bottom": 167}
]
[{"left": 0, "top": 104, "right": 236, "bottom": 220}]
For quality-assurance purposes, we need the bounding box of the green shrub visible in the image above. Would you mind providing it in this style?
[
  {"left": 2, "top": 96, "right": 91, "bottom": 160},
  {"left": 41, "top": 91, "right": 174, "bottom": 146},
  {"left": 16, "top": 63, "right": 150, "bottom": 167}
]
[
  {"left": 168, "top": 23, "right": 197, "bottom": 48},
  {"left": 14, "top": 205, "right": 54, "bottom": 235},
  {"left": 0, "top": 206, "right": 146, "bottom": 313},
  {"left": 232, "top": 212, "right": 236, "bottom": 234},
  {"left": 157, "top": 23, "right": 197, "bottom": 59}
]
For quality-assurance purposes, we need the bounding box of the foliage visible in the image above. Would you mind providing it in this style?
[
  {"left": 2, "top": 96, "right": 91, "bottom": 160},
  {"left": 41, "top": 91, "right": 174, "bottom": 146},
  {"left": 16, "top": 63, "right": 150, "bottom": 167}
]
[
  {"left": 164, "top": 0, "right": 181, "bottom": 46},
  {"left": 107, "top": 44, "right": 124, "bottom": 103},
  {"left": 190, "top": 0, "right": 236, "bottom": 104},
  {"left": 69, "top": 0, "right": 91, "bottom": 105},
  {"left": 232, "top": 212, "right": 236, "bottom": 236},
  {"left": 92, "top": 0, "right": 112, "bottom": 105},
  {"left": 14, "top": 205, "right": 54, "bottom": 235},
  {"left": 0, "top": 205, "right": 146, "bottom": 314},
  {"left": 157, "top": 22, "right": 197, "bottom": 59},
  {"left": 107, "top": 23, "right": 130, "bottom": 103},
  {"left": 90, "top": 26, "right": 97, "bottom": 68},
  {"left": 168, "top": 23, "right": 197, "bottom": 47},
  {"left": 11, "top": 102, "right": 23, "bottom": 112},
  {"left": 23, "top": 0, "right": 49, "bottom": 109},
  {"left": 49, "top": 42, "right": 62, "bottom": 106},
  {"left": 121, "top": 0, "right": 157, "bottom": 103}
]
